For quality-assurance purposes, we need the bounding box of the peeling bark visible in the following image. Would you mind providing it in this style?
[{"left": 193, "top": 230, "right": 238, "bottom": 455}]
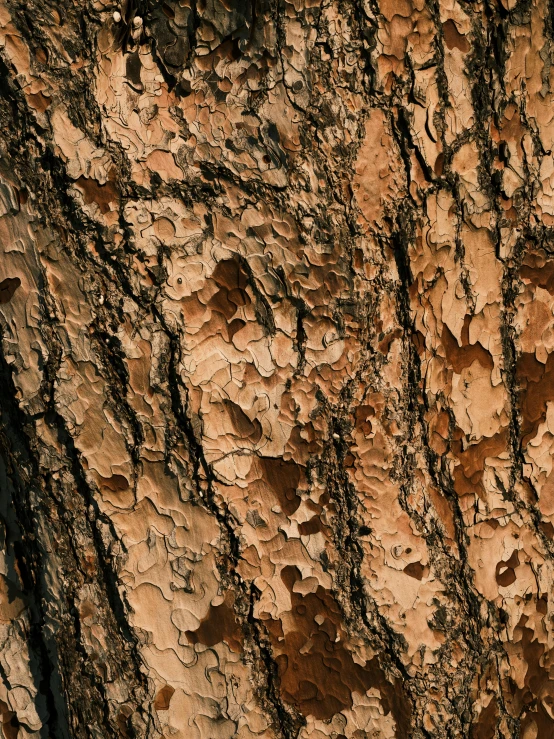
[{"left": 0, "top": 0, "right": 553, "bottom": 737}]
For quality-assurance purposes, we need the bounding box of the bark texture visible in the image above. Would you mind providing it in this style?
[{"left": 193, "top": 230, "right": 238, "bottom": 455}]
[{"left": 0, "top": 0, "right": 553, "bottom": 736}]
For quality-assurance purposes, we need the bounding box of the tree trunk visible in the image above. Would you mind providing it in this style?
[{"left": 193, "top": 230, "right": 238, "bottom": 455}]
[{"left": 0, "top": 0, "right": 552, "bottom": 736}]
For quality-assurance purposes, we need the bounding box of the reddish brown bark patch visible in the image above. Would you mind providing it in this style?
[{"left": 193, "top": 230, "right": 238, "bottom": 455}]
[
  {"left": 212, "top": 258, "right": 249, "bottom": 291},
  {"left": 27, "top": 90, "right": 51, "bottom": 112},
  {"left": 517, "top": 352, "right": 554, "bottom": 444},
  {"left": 154, "top": 685, "right": 175, "bottom": 711},
  {"left": 98, "top": 474, "right": 129, "bottom": 492},
  {"left": 442, "top": 20, "right": 470, "bottom": 52},
  {"left": 265, "top": 566, "right": 411, "bottom": 733},
  {"left": 258, "top": 457, "right": 302, "bottom": 515},
  {"left": 298, "top": 516, "right": 324, "bottom": 536},
  {"left": 403, "top": 561, "right": 426, "bottom": 580},
  {"left": 470, "top": 697, "right": 498, "bottom": 739},
  {"left": 452, "top": 430, "right": 508, "bottom": 498},
  {"left": 508, "top": 617, "right": 554, "bottom": 735},
  {"left": 186, "top": 592, "right": 243, "bottom": 653},
  {"left": 495, "top": 550, "right": 519, "bottom": 588},
  {"left": 209, "top": 258, "right": 252, "bottom": 323},
  {"left": 223, "top": 399, "right": 263, "bottom": 442},
  {"left": 75, "top": 177, "right": 119, "bottom": 214},
  {"left": 519, "top": 251, "right": 554, "bottom": 294},
  {"left": 442, "top": 317, "right": 493, "bottom": 373}
]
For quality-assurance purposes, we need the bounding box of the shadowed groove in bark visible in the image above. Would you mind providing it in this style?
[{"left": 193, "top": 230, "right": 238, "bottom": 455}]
[
  {"left": 0, "top": 336, "right": 67, "bottom": 739},
  {"left": 87, "top": 324, "right": 146, "bottom": 465},
  {"left": 432, "top": 5, "right": 532, "bottom": 727},
  {"left": 292, "top": 0, "right": 419, "bottom": 674},
  {"left": 388, "top": 218, "right": 483, "bottom": 735},
  {"left": 0, "top": 57, "right": 162, "bottom": 739},
  {"left": 0, "top": 58, "right": 153, "bottom": 738},
  {"left": 15, "top": 23, "right": 305, "bottom": 732},
  {"left": 499, "top": 232, "right": 554, "bottom": 562},
  {"left": 160, "top": 317, "right": 306, "bottom": 738},
  {"left": 474, "top": 0, "right": 554, "bottom": 564},
  {"left": 2, "top": 260, "right": 153, "bottom": 735},
  {"left": 55, "top": 105, "right": 298, "bottom": 739},
  {"left": 247, "top": 583, "right": 307, "bottom": 739},
  {"left": 1, "top": 64, "right": 302, "bottom": 737},
  {"left": 0, "top": 34, "right": 154, "bottom": 645},
  {"left": 319, "top": 401, "right": 417, "bottom": 695},
  {"left": 385, "top": 89, "right": 522, "bottom": 733}
]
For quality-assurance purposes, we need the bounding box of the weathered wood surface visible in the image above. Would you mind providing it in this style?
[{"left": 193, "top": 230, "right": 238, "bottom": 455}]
[{"left": 0, "top": 0, "right": 553, "bottom": 736}]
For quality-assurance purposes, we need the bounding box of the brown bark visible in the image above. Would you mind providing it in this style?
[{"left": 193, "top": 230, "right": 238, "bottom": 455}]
[{"left": 0, "top": 0, "right": 552, "bottom": 736}]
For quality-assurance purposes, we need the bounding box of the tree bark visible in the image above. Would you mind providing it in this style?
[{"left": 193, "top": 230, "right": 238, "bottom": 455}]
[{"left": 0, "top": 0, "right": 552, "bottom": 736}]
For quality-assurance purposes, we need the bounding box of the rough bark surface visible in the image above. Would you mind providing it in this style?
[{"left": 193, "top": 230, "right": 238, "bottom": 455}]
[{"left": 0, "top": 0, "right": 553, "bottom": 736}]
